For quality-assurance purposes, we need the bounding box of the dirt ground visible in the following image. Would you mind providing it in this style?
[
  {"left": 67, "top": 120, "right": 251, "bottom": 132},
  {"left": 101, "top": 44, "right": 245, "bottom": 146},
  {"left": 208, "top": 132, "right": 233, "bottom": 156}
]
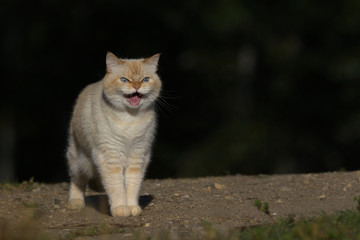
[{"left": 1, "top": 171, "right": 360, "bottom": 239}]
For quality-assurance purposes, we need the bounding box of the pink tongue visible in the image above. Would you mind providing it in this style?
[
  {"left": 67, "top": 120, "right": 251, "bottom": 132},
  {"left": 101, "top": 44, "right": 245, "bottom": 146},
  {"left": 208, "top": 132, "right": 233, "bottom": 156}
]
[{"left": 129, "top": 95, "right": 141, "bottom": 106}]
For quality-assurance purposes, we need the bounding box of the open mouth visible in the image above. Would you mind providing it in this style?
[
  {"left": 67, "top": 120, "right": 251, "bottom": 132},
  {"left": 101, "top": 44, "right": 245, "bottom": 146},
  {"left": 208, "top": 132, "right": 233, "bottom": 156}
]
[{"left": 125, "top": 92, "right": 142, "bottom": 107}]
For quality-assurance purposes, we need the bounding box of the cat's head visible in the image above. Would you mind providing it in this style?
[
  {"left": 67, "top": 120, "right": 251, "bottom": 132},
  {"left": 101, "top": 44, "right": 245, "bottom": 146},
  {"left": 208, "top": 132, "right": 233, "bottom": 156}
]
[{"left": 103, "top": 52, "right": 162, "bottom": 110}]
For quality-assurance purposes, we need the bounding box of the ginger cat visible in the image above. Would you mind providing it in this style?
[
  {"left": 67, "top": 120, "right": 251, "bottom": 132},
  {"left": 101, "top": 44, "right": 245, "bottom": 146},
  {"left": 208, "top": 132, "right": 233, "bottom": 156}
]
[{"left": 66, "top": 52, "right": 161, "bottom": 217}]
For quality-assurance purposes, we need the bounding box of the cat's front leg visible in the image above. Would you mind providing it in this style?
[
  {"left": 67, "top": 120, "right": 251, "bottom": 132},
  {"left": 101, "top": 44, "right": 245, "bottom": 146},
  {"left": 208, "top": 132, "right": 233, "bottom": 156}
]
[
  {"left": 125, "top": 162, "right": 146, "bottom": 216},
  {"left": 97, "top": 155, "right": 129, "bottom": 217}
]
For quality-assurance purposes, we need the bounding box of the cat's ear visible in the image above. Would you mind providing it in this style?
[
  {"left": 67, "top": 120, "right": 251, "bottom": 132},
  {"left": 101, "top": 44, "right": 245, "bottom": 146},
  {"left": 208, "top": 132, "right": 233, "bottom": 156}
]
[
  {"left": 144, "top": 53, "right": 160, "bottom": 72},
  {"left": 106, "top": 51, "right": 123, "bottom": 73}
]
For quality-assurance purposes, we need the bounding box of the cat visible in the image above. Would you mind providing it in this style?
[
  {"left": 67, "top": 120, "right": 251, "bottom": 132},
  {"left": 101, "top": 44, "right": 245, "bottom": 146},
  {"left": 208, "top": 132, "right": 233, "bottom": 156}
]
[{"left": 66, "top": 52, "right": 161, "bottom": 217}]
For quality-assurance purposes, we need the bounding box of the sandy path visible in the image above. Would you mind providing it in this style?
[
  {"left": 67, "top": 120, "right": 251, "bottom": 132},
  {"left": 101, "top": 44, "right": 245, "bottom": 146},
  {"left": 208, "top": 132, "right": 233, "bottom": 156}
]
[{"left": 1, "top": 171, "right": 359, "bottom": 239}]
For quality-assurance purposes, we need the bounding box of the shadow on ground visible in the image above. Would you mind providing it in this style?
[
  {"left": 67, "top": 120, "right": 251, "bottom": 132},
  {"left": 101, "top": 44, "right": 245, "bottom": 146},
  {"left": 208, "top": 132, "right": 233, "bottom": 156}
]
[{"left": 85, "top": 194, "right": 154, "bottom": 216}]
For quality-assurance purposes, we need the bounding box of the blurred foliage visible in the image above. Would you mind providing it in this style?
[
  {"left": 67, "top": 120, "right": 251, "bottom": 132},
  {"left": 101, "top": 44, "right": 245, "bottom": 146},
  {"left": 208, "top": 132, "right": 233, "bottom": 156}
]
[
  {"left": 1, "top": 0, "right": 360, "bottom": 181},
  {"left": 201, "top": 210, "right": 360, "bottom": 240}
]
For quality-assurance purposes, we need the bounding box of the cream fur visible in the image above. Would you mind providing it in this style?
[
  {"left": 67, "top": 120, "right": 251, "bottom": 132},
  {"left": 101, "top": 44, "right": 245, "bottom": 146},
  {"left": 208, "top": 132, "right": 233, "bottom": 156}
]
[{"left": 66, "top": 52, "right": 161, "bottom": 217}]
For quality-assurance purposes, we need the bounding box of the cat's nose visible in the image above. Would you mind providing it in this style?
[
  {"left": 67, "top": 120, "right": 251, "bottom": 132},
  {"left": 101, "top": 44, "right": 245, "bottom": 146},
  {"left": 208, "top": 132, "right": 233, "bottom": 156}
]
[{"left": 133, "top": 83, "right": 141, "bottom": 91}]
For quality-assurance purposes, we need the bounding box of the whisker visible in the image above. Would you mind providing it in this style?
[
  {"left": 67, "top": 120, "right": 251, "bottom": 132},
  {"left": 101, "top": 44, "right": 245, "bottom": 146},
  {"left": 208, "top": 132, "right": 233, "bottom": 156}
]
[
  {"left": 154, "top": 102, "right": 170, "bottom": 117},
  {"left": 157, "top": 95, "right": 182, "bottom": 100},
  {"left": 158, "top": 90, "right": 182, "bottom": 99},
  {"left": 146, "top": 91, "right": 178, "bottom": 115},
  {"left": 157, "top": 97, "right": 178, "bottom": 111}
]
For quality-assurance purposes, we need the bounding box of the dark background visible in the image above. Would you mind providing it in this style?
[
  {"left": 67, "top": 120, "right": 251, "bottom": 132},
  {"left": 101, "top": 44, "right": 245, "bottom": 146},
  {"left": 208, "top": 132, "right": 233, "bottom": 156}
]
[{"left": 1, "top": 0, "right": 360, "bottom": 182}]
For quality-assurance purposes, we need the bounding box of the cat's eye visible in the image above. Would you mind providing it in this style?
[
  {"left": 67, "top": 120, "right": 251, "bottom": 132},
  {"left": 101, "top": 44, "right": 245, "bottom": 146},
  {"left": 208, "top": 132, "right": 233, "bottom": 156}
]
[
  {"left": 120, "top": 77, "right": 129, "bottom": 83},
  {"left": 142, "top": 77, "right": 150, "bottom": 82}
]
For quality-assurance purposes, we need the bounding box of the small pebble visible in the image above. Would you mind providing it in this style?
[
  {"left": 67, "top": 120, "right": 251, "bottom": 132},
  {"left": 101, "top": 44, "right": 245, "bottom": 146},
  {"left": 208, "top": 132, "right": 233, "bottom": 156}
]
[
  {"left": 280, "top": 186, "right": 291, "bottom": 192},
  {"left": 214, "top": 183, "right": 226, "bottom": 190},
  {"left": 318, "top": 195, "right": 326, "bottom": 200},
  {"left": 144, "top": 223, "right": 150, "bottom": 227}
]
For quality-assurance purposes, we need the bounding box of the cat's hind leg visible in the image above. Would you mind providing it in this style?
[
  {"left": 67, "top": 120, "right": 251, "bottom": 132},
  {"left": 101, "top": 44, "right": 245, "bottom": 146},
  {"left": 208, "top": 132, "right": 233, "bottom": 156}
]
[
  {"left": 68, "top": 177, "right": 87, "bottom": 210},
  {"left": 67, "top": 137, "right": 90, "bottom": 210}
]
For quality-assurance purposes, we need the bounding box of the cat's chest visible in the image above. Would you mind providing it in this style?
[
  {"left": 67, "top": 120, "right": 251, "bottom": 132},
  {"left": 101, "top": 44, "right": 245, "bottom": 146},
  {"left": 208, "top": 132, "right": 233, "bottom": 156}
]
[{"left": 104, "top": 111, "right": 154, "bottom": 140}]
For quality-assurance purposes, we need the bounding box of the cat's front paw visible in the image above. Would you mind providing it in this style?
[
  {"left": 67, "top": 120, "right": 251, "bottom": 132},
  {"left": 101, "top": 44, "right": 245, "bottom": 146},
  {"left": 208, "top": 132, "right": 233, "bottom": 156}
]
[
  {"left": 67, "top": 199, "right": 85, "bottom": 210},
  {"left": 111, "top": 206, "right": 131, "bottom": 217},
  {"left": 128, "top": 205, "right": 142, "bottom": 216}
]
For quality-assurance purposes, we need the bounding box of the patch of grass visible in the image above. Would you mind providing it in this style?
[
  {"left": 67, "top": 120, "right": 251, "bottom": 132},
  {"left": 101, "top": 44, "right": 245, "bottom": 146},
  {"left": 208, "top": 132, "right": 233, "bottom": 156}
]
[
  {"left": 0, "top": 219, "right": 51, "bottom": 240},
  {"left": 0, "top": 181, "right": 20, "bottom": 190},
  {"left": 354, "top": 196, "right": 360, "bottom": 212},
  {"left": 0, "top": 177, "right": 38, "bottom": 191},
  {"left": 65, "top": 224, "right": 126, "bottom": 240},
  {"left": 199, "top": 210, "right": 360, "bottom": 240},
  {"left": 254, "top": 199, "right": 270, "bottom": 215},
  {"left": 201, "top": 196, "right": 360, "bottom": 240},
  {"left": 4, "top": 209, "right": 359, "bottom": 240},
  {"left": 21, "top": 177, "right": 39, "bottom": 191},
  {"left": 254, "top": 199, "right": 262, "bottom": 210},
  {"left": 262, "top": 202, "right": 269, "bottom": 215},
  {"left": 23, "top": 202, "right": 39, "bottom": 208}
]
